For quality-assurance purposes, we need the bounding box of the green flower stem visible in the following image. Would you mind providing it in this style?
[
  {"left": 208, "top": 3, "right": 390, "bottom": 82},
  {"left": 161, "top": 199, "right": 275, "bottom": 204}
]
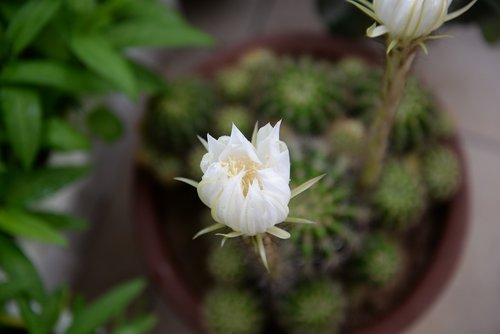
[{"left": 360, "top": 44, "right": 417, "bottom": 188}]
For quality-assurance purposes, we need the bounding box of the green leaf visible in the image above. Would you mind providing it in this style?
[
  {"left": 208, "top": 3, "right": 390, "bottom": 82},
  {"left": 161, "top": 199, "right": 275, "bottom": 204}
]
[
  {"left": 38, "top": 286, "right": 69, "bottom": 334},
  {"left": 17, "top": 298, "right": 42, "bottom": 334},
  {"left": 106, "top": 21, "right": 213, "bottom": 49},
  {"left": 118, "top": 1, "right": 184, "bottom": 24},
  {"left": 130, "top": 62, "right": 168, "bottom": 94},
  {"left": 2, "top": 165, "right": 91, "bottom": 206},
  {"left": 67, "top": 279, "right": 146, "bottom": 334},
  {"left": 44, "top": 118, "right": 91, "bottom": 152},
  {"left": 86, "top": 106, "right": 123, "bottom": 143},
  {"left": 0, "top": 88, "right": 42, "bottom": 169},
  {"left": 69, "top": 34, "right": 137, "bottom": 99},
  {"left": 0, "top": 281, "right": 26, "bottom": 303},
  {"left": 29, "top": 211, "right": 87, "bottom": 231},
  {"left": 5, "top": 0, "right": 62, "bottom": 56},
  {"left": 0, "top": 61, "right": 113, "bottom": 94},
  {"left": 0, "top": 233, "right": 46, "bottom": 302},
  {"left": 0, "top": 209, "right": 66, "bottom": 246},
  {"left": 111, "top": 314, "right": 157, "bottom": 334}
]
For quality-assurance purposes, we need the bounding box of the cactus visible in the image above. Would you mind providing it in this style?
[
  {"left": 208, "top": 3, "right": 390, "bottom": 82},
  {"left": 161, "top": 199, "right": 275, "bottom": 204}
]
[
  {"left": 214, "top": 105, "right": 253, "bottom": 136},
  {"left": 390, "top": 78, "right": 436, "bottom": 152},
  {"left": 142, "top": 78, "right": 214, "bottom": 151},
  {"left": 239, "top": 48, "right": 277, "bottom": 73},
  {"left": 203, "top": 288, "right": 263, "bottom": 334},
  {"left": 334, "top": 58, "right": 382, "bottom": 116},
  {"left": 289, "top": 153, "right": 359, "bottom": 264},
  {"left": 260, "top": 57, "right": 340, "bottom": 133},
  {"left": 373, "top": 160, "right": 425, "bottom": 229},
  {"left": 422, "top": 146, "right": 461, "bottom": 200},
  {"left": 280, "top": 279, "right": 345, "bottom": 334},
  {"left": 216, "top": 67, "right": 252, "bottom": 101},
  {"left": 328, "top": 118, "right": 366, "bottom": 159},
  {"left": 207, "top": 242, "right": 247, "bottom": 285},
  {"left": 354, "top": 234, "right": 403, "bottom": 286}
]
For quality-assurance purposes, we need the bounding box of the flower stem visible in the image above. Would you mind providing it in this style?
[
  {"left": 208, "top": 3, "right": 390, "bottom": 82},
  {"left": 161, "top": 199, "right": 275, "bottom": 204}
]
[{"left": 360, "top": 44, "right": 417, "bottom": 188}]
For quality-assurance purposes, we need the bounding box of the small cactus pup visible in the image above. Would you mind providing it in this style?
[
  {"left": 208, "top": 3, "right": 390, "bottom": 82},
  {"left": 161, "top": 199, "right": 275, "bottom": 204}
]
[
  {"left": 280, "top": 279, "right": 346, "bottom": 334},
  {"left": 260, "top": 57, "right": 340, "bottom": 133},
  {"left": 390, "top": 78, "right": 437, "bottom": 153},
  {"left": 203, "top": 287, "right": 263, "bottom": 334},
  {"left": 422, "top": 146, "right": 461, "bottom": 201},
  {"left": 289, "top": 153, "right": 360, "bottom": 270},
  {"left": 239, "top": 48, "right": 277, "bottom": 74},
  {"left": 328, "top": 118, "right": 366, "bottom": 162},
  {"left": 334, "top": 58, "right": 382, "bottom": 116},
  {"left": 207, "top": 241, "right": 247, "bottom": 285},
  {"left": 373, "top": 160, "right": 425, "bottom": 229},
  {"left": 353, "top": 234, "right": 403, "bottom": 286},
  {"left": 213, "top": 105, "right": 253, "bottom": 137},
  {"left": 215, "top": 66, "right": 252, "bottom": 101},
  {"left": 142, "top": 78, "right": 215, "bottom": 151}
]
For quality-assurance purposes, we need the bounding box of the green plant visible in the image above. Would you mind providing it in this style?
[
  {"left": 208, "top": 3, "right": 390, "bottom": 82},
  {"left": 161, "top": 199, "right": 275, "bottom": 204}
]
[
  {"left": 280, "top": 279, "right": 345, "bottom": 334},
  {"left": 207, "top": 242, "right": 247, "bottom": 285},
  {"left": 0, "top": 0, "right": 212, "bottom": 332},
  {"left": 422, "top": 146, "right": 461, "bottom": 201},
  {"left": 203, "top": 288, "right": 263, "bottom": 334}
]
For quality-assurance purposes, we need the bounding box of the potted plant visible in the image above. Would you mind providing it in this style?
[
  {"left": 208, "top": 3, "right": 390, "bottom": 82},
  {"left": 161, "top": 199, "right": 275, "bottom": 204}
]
[
  {"left": 0, "top": 0, "right": 211, "bottom": 332},
  {"left": 135, "top": 1, "right": 474, "bottom": 333}
]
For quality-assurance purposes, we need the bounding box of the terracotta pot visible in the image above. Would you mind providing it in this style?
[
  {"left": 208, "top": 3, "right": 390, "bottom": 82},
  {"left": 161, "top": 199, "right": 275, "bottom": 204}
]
[{"left": 133, "top": 32, "right": 469, "bottom": 334}]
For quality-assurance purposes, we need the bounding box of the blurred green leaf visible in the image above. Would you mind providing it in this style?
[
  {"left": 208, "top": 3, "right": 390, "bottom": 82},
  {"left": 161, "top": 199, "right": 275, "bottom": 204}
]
[
  {"left": 0, "top": 281, "right": 25, "bottom": 303},
  {"left": 5, "top": 0, "right": 62, "bottom": 56},
  {"left": 29, "top": 211, "right": 87, "bottom": 231},
  {"left": 480, "top": 17, "right": 500, "bottom": 42},
  {"left": 0, "top": 233, "right": 46, "bottom": 302},
  {"left": 86, "top": 106, "right": 124, "bottom": 143},
  {"left": 0, "top": 88, "right": 42, "bottom": 170},
  {"left": 67, "top": 279, "right": 146, "bottom": 334},
  {"left": 38, "top": 286, "right": 69, "bottom": 334},
  {"left": 17, "top": 298, "right": 42, "bottom": 334},
  {"left": 70, "top": 34, "right": 137, "bottom": 99},
  {"left": 129, "top": 62, "right": 167, "bottom": 94},
  {"left": 0, "top": 209, "right": 66, "bottom": 246},
  {"left": 0, "top": 61, "right": 112, "bottom": 94},
  {"left": 2, "top": 165, "right": 91, "bottom": 206},
  {"left": 118, "top": 1, "right": 184, "bottom": 24},
  {"left": 106, "top": 21, "right": 213, "bottom": 49},
  {"left": 111, "top": 314, "right": 157, "bottom": 334},
  {"left": 44, "top": 118, "right": 91, "bottom": 152}
]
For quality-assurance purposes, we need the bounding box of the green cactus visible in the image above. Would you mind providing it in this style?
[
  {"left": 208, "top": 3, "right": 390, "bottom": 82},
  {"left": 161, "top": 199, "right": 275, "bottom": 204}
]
[
  {"left": 334, "top": 58, "right": 382, "bottom": 116},
  {"left": 281, "top": 279, "right": 345, "bottom": 334},
  {"left": 289, "top": 153, "right": 359, "bottom": 262},
  {"left": 216, "top": 67, "right": 252, "bottom": 101},
  {"left": 328, "top": 118, "right": 366, "bottom": 158},
  {"left": 142, "top": 78, "right": 214, "bottom": 151},
  {"left": 203, "top": 288, "right": 263, "bottom": 334},
  {"left": 239, "top": 48, "right": 277, "bottom": 73},
  {"left": 390, "top": 78, "right": 436, "bottom": 152},
  {"left": 422, "top": 146, "right": 461, "bottom": 201},
  {"left": 354, "top": 234, "right": 403, "bottom": 286},
  {"left": 214, "top": 105, "right": 253, "bottom": 136},
  {"left": 260, "top": 57, "right": 340, "bottom": 133},
  {"left": 373, "top": 160, "right": 425, "bottom": 229},
  {"left": 207, "top": 242, "right": 247, "bottom": 285}
]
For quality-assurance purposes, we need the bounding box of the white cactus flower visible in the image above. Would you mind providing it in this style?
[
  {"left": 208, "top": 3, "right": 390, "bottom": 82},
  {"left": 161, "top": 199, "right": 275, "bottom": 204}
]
[
  {"left": 349, "top": 0, "right": 477, "bottom": 50},
  {"left": 175, "top": 121, "right": 323, "bottom": 270},
  {"left": 198, "top": 121, "right": 291, "bottom": 236}
]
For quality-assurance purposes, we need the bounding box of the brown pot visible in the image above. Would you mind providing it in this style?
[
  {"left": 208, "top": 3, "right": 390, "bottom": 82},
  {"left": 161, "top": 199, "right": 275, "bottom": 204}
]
[{"left": 133, "top": 32, "right": 469, "bottom": 334}]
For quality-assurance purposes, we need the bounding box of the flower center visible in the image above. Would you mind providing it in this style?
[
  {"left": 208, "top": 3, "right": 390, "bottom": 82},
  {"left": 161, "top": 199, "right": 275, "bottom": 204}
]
[{"left": 222, "top": 156, "right": 262, "bottom": 196}]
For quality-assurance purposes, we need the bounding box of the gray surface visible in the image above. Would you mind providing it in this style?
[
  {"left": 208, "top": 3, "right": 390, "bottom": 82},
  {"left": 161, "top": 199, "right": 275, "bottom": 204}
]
[{"left": 72, "top": 1, "right": 500, "bottom": 333}]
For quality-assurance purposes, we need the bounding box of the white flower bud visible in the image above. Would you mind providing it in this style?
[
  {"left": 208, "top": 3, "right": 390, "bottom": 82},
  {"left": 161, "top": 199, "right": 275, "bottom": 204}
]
[
  {"left": 373, "top": 0, "right": 450, "bottom": 40},
  {"left": 197, "top": 121, "right": 291, "bottom": 236}
]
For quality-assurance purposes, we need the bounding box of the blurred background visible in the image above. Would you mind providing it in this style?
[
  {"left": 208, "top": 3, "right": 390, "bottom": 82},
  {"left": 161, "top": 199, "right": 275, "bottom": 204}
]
[{"left": 21, "top": 0, "right": 500, "bottom": 333}]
